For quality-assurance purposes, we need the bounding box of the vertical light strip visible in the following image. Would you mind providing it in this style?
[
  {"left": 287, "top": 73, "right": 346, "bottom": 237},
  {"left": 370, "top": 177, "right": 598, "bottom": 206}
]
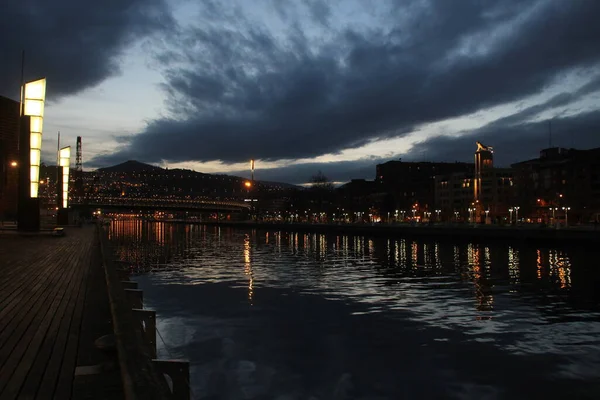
[
  {"left": 23, "top": 78, "right": 47, "bottom": 198},
  {"left": 59, "top": 146, "right": 71, "bottom": 208}
]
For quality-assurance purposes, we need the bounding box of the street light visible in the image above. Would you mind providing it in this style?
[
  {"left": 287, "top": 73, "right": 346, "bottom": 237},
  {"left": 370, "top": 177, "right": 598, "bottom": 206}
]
[
  {"left": 514, "top": 206, "right": 520, "bottom": 223},
  {"left": 23, "top": 78, "right": 47, "bottom": 199},
  {"left": 485, "top": 209, "right": 490, "bottom": 223},
  {"left": 411, "top": 209, "right": 416, "bottom": 219},
  {"left": 468, "top": 207, "right": 473, "bottom": 223},
  {"left": 509, "top": 207, "right": 514, "bottom": 223},
  {"left": 435, "top": 209, "right": 441, "bottom": 221},
  {"left": 10, "top": 161, "right": 18, "bottom": 167},
  {"left": 549, "top": 207, "right": 558, "bottom": 225},
  {"left": 59, "top": 146, "right": 71, "bottom": 208},
  {"left": 454, "top": 211, "right": 459, "bottom": 221},
  {"left": 562, "top": 206, "right": 570, "bottom": 226}
]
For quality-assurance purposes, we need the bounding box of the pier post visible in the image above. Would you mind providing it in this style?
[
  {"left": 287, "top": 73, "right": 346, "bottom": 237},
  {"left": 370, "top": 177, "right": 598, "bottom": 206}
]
[
  {"left": 121, "top": 281, "right": 138, "bottom": 290},
  {"left": 124, "top": 288, "right": 143, "bottom": 309},
  {"left": 132, "top": 308, "right": 157, "bottom": 358}
]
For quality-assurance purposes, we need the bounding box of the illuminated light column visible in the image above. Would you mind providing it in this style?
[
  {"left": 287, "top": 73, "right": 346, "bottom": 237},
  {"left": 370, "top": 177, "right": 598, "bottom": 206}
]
[
  {"left": 18, "top": 78, "right": 47, "bottom": 231},
  {"left": 23, "top": 78, "right": 47, "bottom": 198},
  {"left": 59, "top": 146, "right": 71, "bottom": 208}
]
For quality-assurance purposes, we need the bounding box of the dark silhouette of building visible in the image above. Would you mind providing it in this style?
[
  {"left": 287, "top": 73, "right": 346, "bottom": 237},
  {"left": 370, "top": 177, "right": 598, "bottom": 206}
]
[
  {"left": 376, "top": 159, "right": 473, "bottom": 213},
  {"left": 434, "top": 143, "right": 514, "bottom": 222},
  {"left": 337, "top": 179, "right": 378, "bottom": 218},
  {"left": 474, "top": 141, "right": 494, "bottom": 204},
  {"left": 512, "top": 147, "right": 600, "bottom": 223},
  {"left": 0, "top": 95, "right": 20, "bottom": 220},
  {"left": 434, "top": 171, "right": 473, "bottom": 220}
]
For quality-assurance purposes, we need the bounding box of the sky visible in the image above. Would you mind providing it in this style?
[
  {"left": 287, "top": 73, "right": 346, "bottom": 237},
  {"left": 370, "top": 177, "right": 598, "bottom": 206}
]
[{"left": 1, "top": 0, "right": 600, "bottom": 185}]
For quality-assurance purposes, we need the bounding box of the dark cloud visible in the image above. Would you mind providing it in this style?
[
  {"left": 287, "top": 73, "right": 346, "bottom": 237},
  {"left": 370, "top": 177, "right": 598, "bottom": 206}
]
[
  {"left": 406, "top": 110, "right": 600, "bottom": 167},
  {"left": 0, "top": 0, "right": 175, "bottom": 100},
  {"left": 233, "top": 109, "right": 600, "bottom": 185},
  {"left": 90, "top": 0, "right": 600, "bottom": 169},
  {"left": 230, "top": 157, "right": 386, "bottom": 186}
]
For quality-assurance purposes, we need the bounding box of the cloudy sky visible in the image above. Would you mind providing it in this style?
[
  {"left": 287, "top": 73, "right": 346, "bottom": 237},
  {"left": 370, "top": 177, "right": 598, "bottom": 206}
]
[{"left": 2, "top": 0, "right": 600, "bottom": 184}]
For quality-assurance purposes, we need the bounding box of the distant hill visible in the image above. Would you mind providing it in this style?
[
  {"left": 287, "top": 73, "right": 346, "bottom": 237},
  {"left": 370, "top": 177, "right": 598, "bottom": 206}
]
[
  {"left": 96, "top": 160, "right": 300, "bottom": 189},
  {"left": 98, "top": 160, "right": 163, "bottom": 173}
]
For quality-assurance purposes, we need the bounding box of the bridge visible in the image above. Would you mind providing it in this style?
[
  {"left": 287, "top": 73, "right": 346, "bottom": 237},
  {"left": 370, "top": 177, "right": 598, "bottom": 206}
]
[{"left": 70, "top": 196, "right": 251, "bottom": 213}]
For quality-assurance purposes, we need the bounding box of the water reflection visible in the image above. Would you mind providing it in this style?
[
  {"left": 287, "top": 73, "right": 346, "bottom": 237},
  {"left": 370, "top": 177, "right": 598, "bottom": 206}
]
[
  {"left": 110, "top": 222, "right": 600, "bottom": 399},
  {"left": 108, "top": 222, "right": 598, "bottom": 317},
  {"left": 549, "top": 249, "right": 572, "bottom": 289},
  {"left": 243, "top": 234, "right": 253, "bottom": 304}
]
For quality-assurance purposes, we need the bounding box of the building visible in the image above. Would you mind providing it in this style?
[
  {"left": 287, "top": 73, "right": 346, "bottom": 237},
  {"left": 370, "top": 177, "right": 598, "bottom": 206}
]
[
  {"left": 375, "top": 160, "right": 474, "bottom": 215},
  {"left": 0, "top": 95, "right": 20, "bottom": 220},
  {"left": 434, "top": 143, "right": 514, "bottom": 222},
  {"left": 512, "top": 147, "right": 600, "bottom": 223},
  {"left": 434, "top": 171, "right": 473, "bottom": 221}
]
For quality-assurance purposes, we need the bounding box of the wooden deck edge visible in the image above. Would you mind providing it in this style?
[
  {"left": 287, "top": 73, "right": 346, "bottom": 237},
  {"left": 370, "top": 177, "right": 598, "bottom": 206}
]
[{"left": 96, "top": 225, "right": 172, "bottom": 400}]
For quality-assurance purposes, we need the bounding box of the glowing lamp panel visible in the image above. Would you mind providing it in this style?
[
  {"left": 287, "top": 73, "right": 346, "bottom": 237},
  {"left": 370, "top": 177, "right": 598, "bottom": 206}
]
[
  {"left": 24, "top": 78, "right": 46, "bottom": 198},
  {"left": 59, "top": 147, "right": 71, "bottom": 208}
]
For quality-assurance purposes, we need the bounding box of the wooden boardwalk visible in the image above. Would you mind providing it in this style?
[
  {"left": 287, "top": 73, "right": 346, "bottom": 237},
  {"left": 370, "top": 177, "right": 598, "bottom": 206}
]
[{"left": 0, "top": 227, "right": 94, "bottom": 400}]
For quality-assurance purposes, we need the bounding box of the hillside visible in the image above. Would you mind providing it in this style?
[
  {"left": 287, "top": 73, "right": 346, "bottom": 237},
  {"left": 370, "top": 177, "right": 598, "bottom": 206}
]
[{"left": 97, "top": 160, "right": 163, "bottom": 173}]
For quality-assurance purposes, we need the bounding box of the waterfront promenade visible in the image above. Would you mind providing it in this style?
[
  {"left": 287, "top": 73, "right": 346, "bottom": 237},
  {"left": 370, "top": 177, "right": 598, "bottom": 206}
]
[{"left": 0, "top": 227, "right": 122, "bottom": 400}]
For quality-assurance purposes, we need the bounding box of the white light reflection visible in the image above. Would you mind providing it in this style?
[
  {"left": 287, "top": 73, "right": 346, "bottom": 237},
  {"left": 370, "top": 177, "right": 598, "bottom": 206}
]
[
  {"left": 411, "top": 241, "right": 418, "bottom": 267},
  {"left": 508, "top": 246, "right": 520, "bottom": 287},
  {"left": 243, "top": 234, "right": 254, "bottom": 304},
  {"left": 549, "top": 249, "right": 572, "bottom": 289},
  {"left": 434, "top": 243, "right": 441, "bottom": 270}
]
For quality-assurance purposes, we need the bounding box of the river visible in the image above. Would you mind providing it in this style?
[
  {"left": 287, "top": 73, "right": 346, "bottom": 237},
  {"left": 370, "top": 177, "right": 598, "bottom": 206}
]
[{"left": 108, "top": 220, "right": 600, "bottom": 399}]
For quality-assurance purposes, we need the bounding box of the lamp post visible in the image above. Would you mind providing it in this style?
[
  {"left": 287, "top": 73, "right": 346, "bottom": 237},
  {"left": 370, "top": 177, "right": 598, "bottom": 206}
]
[
  {"left": 509, "top": 207, "right": 514, "bottom": 223},
  {"left": 454, "top": 211, "right": 459, "bottom": 222},
  {"left": 400, "top": 210, "right": 406, "bottom": 221},
  {"left": 549, "top": 207, "right": 558, "bottom": 225},
  {"left": 468, "top": 207, "right": 473, "bottom": 223},
  {"left": 18, "top": 78, "right": 47, "bottom": 231},
  {"left": 562, "top": 206, "right": 570, "bottom": 226},
  {"left": 251, "top": 160, "right": 256, "bottom": 220},
  {"left": 435, "top": 209, "right": 441, "bottom": 222},
  {"left": 411, "top": 209, "right": 416, "bottom": 219},
  {"left": 485, "top": 209, "right": 490, "bottom": 223},
  {"left": 515, "top": 206, "right": 520, "bottom": 224},
  {"left": 395, "top": 209, "right": 399, "bottom": 222}
]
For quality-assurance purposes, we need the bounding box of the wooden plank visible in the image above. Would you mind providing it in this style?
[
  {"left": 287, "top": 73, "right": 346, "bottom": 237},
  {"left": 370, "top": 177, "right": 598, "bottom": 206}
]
[
  {"left": 0, "top": 241, "right": 76, "bottom": 353},
  {"left": 0, "top": 243, "right": 80, "bottom": 393},
  {"left": 0, "top": 239, "right": 69, "bottom": 311},
  {"left": 36, "top": 238, "right": 92, "bottom": 399},
  {"left": 52, "top": 239, "right": 92, "bottom": 400},
  {"left": 0, "top": 249, "right": 65, "bottom": 337},
  {"left": 0, "top": 240, "right": 83, "bottom": 399},
  {"left": 0, "top": 240, "right": 61, "bottom": 302},
  {"left": 0, "top": 253, "right": 74, "bottom": 374},
  {"left": 16, "top": 236, "right": 92, "bottom": 400},
  {"left": 0, "top": 240, "right": 46, "bottom": 287}
]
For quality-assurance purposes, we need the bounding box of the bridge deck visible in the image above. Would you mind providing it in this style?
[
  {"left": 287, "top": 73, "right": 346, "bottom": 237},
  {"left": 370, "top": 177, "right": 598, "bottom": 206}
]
[{"left": 0, "top": 228, "right": 94, "bottom": 400}]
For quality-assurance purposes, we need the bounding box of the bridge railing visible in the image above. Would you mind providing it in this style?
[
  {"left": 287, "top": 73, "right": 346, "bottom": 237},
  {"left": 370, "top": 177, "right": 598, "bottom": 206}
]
[{"left": 72, "top": 196, "right": 251, "bottom": 210}]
